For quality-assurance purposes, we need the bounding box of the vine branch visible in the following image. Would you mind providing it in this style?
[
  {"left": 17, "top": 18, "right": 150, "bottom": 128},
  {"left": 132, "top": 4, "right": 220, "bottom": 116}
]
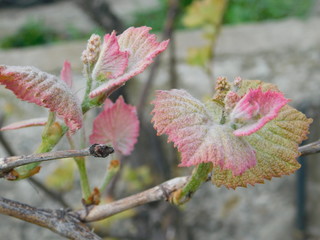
[
  {"left": 0, "top": 140, "right": 319, "bottom": 239},
  {"left": 0, "top": 144, "right": 114, "bottom": 178},
  {"left": 77, "top": 139, "right": 320, "bottom": 222},
  {"left": 78, "top": 176, "right": 188, "bottom": 222},
  {"left": 0, "top": 196, "right": 101, "bottom": 240},
  {"left": 299, "top": 139, "right": 320, "bottom": 156}
]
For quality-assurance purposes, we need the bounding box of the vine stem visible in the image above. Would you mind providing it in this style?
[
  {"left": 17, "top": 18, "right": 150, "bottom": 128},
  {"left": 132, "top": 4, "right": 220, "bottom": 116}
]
[
  {"left": 0, "top": 196, "right": 101, "bottom": 240},
  {"left": 78, "top": 176, "right": 189, "bottom": 222},
  {"left": 99, "top": 157, "right": 120, "bottom": 193},
  {"left": 298, "top": 139, "right": 320, "bottom": 156},
  {"left": 75, "top": 157, "right": 91, "bottom": 201},
  {"left": 0, "top": 144, "right": 114, "bottom": 179}
]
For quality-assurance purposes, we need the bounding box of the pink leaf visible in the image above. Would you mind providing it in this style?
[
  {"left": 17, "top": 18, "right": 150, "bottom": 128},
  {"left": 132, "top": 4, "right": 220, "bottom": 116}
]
[
  {"left": 89, "top": 27, "right": 169, "bottom": 98},
  {"left": 0, "top": 65, "right": 82, "bottom": 132},
  {"left": 0, "top": 118, "right": 47, "bottom": 131},
  {"left": 89, "top": 96, "right": 139, "bottom": 155},
  {"left": 151, "top": 89, "right": 256, "bottom": 176},
  {"left": 60, "top": 60, "right": 73, "bottom": 88},
  {"left": 231, "top": 88, "right": 290, "bottom": 136},
  {"left": 92, "top": 31, "right": 129, "bottom": 81}
]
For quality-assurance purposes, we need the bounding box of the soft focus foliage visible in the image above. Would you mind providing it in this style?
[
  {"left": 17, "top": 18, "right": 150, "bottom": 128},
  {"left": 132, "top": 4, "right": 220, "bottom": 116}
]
[
  {"left": 0, "top": 65, "right": 82, "bottom": 132},
  {"left": 122, "top": 165, "right": 154, "bottom": 191},
  {"left": 45, "top": 158, "right": 75, "bottom": 192},
  {"left": 186, "top": 45, "right": 212, "bottom": 67},
  {"left": 0, "top": 20, "right": 58, "bottom": 49},
  {"left": 183, "top": 0, "right": 227, "bottom": 72},
  {"left": 90, "top": 96, "right": 140, "bottom": 156},
  {"left": 131, "top": 0, "right": 314, "bottom": 31},
  {"left": 224, "top": 0, "right": 314, "bottom": 24},
  {"left": 183, "top": 0, "right": 227, "bottom": 28}
]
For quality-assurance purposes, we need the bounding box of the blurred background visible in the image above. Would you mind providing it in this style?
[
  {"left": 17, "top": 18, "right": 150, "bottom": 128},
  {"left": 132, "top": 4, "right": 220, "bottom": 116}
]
[{"left": 0, "top": 0, "right": 320, "bottom": 239}]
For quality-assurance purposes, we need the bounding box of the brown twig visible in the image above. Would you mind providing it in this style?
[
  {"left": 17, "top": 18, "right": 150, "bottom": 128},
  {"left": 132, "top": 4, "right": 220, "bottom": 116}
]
[
  {"left": 78, "top": 176, "right": 188, "bottom": 222},
  {"left": 0, "top": 144, "right": 114, "bottom": 177},
  {"left": 0, "top": 196, "right": 101, "bottom": 240},
  {"left": 74, "top": 0, "right": 124, "bottom": 31}
]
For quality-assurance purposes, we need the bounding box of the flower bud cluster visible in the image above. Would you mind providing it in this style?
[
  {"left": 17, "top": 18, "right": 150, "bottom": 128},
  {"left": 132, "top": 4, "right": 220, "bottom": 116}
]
[
  {"left": 213, "top": 76, "right": 231, "bottom": 101},
  {"left": 81, "top": 34, "right": 101, "bottom": 65}
]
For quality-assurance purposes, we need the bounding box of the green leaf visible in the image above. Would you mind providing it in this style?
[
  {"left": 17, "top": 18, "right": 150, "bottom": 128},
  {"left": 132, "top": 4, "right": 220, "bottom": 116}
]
[
  {"left": 183, "top": 0, "right": 228, "bottom": 28},
  {"left": 186, "top": 46, "right": 212, "bottom": 67}
]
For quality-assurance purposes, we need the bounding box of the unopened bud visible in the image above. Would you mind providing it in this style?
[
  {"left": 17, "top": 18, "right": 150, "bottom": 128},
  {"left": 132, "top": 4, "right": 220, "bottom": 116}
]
[
  {"left": 233, "top": 76, "right": 242, "bottom": 87},
  {"left": 81, "top": 34, "right": 101, "bottom": 65},
  {"left": 213, "top": 76, "right": 231, "bottom": 101},
  {"left": 224, "top": 91, "right": 240, "bottom": 113}
]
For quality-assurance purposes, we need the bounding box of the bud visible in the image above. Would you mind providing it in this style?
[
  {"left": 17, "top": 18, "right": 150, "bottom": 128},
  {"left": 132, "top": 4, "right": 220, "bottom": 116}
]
[
  {"left": 233, "top": 76, "right": 242, "bottom": 88},
  {"left": 81, "top": 34, "right": 101, "bottom": 65},
  {"left": 224, "top": 91, "right": 240, "bottom": 113},
  {"left": 213, "top": 76, "right": 231, "bottom": 102}
]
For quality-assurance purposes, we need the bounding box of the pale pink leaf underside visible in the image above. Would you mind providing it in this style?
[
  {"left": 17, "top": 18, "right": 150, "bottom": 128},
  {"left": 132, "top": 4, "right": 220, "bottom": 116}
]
[
  {"left": 92, "top": 31, "right": 129, "bottom": 81},
  {"left": 89, "top": 27, "right": 169, "bottom": 98},
  {"left": 0, "top": 65, "right": 82, "bottom": 132},
  {"left": 60, "top": 60, "right": 72, "bottom": 88},
  {"left": 231, "top": 88, "right": 289, "bottom": 136},
  {"left": 151, "top": 89, "right": 256, "bottom": 175},
  {"left": 89, "top": 96, "right": 139, "bottom": 155},
  {"left": 0, "top": 118, "right": 47, "bottom": 131}
]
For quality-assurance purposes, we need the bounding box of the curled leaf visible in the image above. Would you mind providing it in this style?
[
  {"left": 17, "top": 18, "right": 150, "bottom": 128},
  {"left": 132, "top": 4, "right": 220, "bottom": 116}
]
[
  {"left": 92, "top": 31, "right": 129, "bottom": 81},
  {"left": 89, "top": 27, "right": 169, "bottom": 98},
  {"left": 89, "top": 96, "right": 139, "bottom": 155},
  {"left": 151, "top": 89, "right": 256, "bottom": 175},
  {"left": 230, "top": 88, "right": 290, "bottom": 136},
  {"left": 0, "top": 65, "right": 82, "bottom": 132}
]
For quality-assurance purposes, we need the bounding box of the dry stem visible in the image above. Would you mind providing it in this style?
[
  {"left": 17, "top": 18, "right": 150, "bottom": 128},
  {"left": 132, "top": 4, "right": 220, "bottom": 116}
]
[
  {"left": 0, "top": 197, "right": 101, "bottom": 240},
  {"left": 0, "top": 144, "right": 113, "bottom": 177},
  {"left": 78, "top": 176, "right": 188, "bottom": 222}
]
